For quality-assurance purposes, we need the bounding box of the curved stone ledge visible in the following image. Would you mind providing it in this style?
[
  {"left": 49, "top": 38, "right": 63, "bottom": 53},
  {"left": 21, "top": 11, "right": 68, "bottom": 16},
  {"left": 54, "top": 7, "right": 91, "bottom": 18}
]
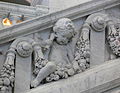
[
  {"left": 0, "top": 1, "right": 48, "bottom": 17},
  {"left": 25, "top": 58, "right": 120, "bottom": 93},
  {"left": 0, "top": 0, "right": 119, "bottom": 45}
]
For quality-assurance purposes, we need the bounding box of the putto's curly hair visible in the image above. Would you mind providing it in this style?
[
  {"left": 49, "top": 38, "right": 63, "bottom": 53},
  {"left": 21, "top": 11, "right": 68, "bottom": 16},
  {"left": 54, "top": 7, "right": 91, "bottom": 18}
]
[
  {"left": 53, "top": 18, "right": 76, "bottom": 44},
  {"left": 53, "top": 18, "right": 75, "bottom": 35}
]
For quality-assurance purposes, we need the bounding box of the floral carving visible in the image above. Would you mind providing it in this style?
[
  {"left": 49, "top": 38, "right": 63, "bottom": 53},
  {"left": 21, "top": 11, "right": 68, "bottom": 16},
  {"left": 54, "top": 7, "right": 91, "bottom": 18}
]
[
  {"left": 32, "top": 42, "right": 75, "bottom": 83},
  {"left": 0, "top": 48, "right": 15, "bottom": 93},
  {"left": 32, "top": 42, "right": 48, "bottom": 76},
  {"left": 74, "top": 23, "right": 90, "bottom": 72},
  {"left": 45, "top": 64, "right": 74, "bottom": 82},
  {"left": 107, "top": 20, "right": 120, "bottom": 56}
]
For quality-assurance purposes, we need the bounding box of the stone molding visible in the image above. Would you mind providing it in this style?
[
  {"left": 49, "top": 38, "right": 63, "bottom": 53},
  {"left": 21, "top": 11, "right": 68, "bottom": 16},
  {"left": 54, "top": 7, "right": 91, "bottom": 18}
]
[
  {"left": 0, "top": 1, "right": 49, "bottom": 17},
  {"left": 24, "top": 58, "right": 120, "bottom": 93},
  {"left": 0, "top": 0, "right": 119, "bottom": 44}
]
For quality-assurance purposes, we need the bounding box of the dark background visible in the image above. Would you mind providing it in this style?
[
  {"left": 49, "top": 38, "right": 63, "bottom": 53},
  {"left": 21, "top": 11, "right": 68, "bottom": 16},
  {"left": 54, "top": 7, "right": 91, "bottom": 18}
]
[{"left": 0, "top": 0, "right": 30, "bottom": 5}]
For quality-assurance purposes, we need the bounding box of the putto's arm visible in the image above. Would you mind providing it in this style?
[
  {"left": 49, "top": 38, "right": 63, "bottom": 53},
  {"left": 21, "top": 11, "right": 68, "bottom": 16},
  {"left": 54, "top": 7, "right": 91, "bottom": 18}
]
[{"left": 41, "top": 33, "right": 55, "bottom": 50}]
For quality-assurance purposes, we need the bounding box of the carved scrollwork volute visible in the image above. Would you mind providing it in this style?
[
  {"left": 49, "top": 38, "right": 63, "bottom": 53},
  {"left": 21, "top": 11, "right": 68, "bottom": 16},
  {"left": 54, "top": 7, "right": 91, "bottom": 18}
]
[
  {"left": 0, "top": 47, "right": 16, "bottom": 93},
  {"left": 74, "top": 23, "right": 90, "bottom": 72},
  {"left": 90, "top": 16, "right": 106, "bottom": 32},
  {"left": 16, "top": 41, "right": 33, "bottom": 58}
]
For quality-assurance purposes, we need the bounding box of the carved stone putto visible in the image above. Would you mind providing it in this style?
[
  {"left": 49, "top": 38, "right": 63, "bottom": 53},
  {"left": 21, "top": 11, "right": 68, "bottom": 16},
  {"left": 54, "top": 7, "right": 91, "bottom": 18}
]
[{"left": 31, "top": 18, "right": 76, "bottom": 88}]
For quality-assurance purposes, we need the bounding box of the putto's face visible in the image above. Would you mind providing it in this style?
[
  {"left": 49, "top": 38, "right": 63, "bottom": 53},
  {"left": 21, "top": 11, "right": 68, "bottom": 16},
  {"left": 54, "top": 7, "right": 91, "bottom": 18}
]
[{"left": 53, "top": 18, "right": 75, "bottom": 45}]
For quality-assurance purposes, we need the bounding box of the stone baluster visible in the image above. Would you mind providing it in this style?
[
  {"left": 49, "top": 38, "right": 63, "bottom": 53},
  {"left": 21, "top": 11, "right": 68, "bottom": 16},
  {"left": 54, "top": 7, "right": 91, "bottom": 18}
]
[
  {"left": 14, "top": 39, "right": 33, "bottom": 93},
  {"left": 86, "top": 13, "right": 107, "bottom": 67}
]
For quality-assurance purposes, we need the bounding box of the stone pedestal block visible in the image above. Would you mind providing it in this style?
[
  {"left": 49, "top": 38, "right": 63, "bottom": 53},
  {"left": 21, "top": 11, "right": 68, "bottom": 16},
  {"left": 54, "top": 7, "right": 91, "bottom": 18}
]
[{"left": 14, "top": 54, "right": 32, "bottom": 93}]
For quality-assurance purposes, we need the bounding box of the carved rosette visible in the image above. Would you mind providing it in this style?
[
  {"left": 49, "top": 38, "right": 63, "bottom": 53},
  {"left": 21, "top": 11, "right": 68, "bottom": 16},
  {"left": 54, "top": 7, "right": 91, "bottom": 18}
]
[
  {"left": 107, "top": 20, "right": 120, "bottom": 56},
  {"left": 0, "top": 48, "right": 15, "bottom": 93}
]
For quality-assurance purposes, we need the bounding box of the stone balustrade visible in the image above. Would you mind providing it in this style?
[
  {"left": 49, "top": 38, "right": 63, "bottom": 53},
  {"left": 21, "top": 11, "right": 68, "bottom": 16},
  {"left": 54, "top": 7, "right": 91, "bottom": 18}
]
[{"left": 0, "top": 0, "right": 119, "bottom": 93}]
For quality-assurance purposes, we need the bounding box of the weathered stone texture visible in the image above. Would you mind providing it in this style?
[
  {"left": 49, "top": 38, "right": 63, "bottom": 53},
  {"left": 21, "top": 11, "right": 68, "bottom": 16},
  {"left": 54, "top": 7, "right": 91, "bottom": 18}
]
[{"left": 25, "top": 59, "right": 120, "bottom": 93}]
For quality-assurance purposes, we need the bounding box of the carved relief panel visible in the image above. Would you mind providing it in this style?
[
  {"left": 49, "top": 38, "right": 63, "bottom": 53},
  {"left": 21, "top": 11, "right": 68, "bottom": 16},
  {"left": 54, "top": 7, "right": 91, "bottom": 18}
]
[{"left": 0, "top": 12, "right": 119, "bottom": 93}]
